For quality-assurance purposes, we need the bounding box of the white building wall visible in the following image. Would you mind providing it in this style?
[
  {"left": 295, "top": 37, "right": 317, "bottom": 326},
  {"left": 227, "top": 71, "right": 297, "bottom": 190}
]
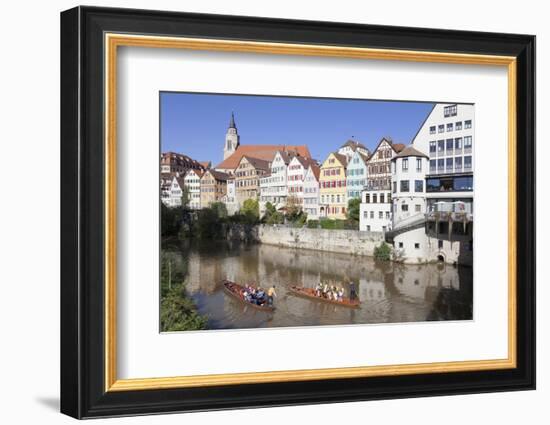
[
  {"left": 184, "top": 170, "right": 201, "bottom": 210},
  {"left": 413, "top": 103, "right": 475, "bottom": 178},
  {"left": 359, "top": 189, "right": 392, "bottom": 232},
  {"left": 391, "top": 155, "right": 429, "bottom": 224},
  {"left": 287, "top": 156, "right": 307, "bottom": 204},
  {"left": 303, "top": 166, "right": 320, "bottom": 219}
]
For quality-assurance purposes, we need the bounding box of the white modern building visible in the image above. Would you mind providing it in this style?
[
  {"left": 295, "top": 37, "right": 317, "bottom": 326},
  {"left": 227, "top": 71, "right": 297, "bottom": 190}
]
[
  {"left": 390, "top": 145, "right": 430, "bottom": 262},
  {"left": 303, "top": 164, "right": 321, "bottom": 219},
  {"left": 184, "top": 169, "right": 203, "bottom": 210},
  {"left": 411, "top": 103, "right": 474, "bottom": 265}
]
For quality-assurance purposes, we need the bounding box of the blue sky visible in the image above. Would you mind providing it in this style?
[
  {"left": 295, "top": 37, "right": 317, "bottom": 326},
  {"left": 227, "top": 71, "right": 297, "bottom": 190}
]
[{"left": 160, "top": 92, "right": 434, "bottom": 165}]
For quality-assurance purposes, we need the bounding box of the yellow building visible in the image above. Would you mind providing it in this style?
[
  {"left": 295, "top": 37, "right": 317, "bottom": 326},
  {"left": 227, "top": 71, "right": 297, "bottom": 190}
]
[{"left": 319, "top": 152, "right": 348, "bottom": 219}]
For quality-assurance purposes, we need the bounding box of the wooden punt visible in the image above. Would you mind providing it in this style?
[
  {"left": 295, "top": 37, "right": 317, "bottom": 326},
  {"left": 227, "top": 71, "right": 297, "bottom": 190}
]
[
  {"left": 222, "top": 280, "right": 275, "bottom": 312},
  {"left": 288, "top": 285, "right": 361, "bottom": 309}
]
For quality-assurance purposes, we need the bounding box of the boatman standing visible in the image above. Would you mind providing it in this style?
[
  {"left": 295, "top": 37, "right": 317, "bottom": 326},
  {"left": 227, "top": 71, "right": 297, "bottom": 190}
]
[
  {"left": 267, "top": 285, "right": 277, "bottom": 306},
  {"left": 349, "top": 280, "right": 357, "bottom": 301}
]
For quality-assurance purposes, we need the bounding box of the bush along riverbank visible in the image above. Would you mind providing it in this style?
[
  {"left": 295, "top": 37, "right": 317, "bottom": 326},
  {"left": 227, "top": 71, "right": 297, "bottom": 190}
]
[{"left": 160, "top": 249, "right": 208, "bottom": 332}]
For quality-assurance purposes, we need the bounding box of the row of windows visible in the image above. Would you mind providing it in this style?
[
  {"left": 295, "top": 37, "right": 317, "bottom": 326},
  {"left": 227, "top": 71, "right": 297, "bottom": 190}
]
[
  {"left": 304, "top": 198, "right": 318, "bottom": 205},
  {"left": 363, "top": 211, "right": 391, "bottom": 220},
  {"left": 322, "top": 168, "right": 342, "bottom": 176},
  {"left": 429, "top": 119, "right": 472, "bottom": 134},
  {"left": 236, "top": 179, "right": 259, "bottom": 187},
  {"left": 348, "top": 190, "right": 362, "bottom": 198},
  {"left": 364, "top": 193, "right": 391, "bottom": 204},
  {"left": 321, "top": 180, "right": 347, "bottom": 188},
  {"left": 396, "top": 203, "right": 422, "bottom": 213},
  {"left": 325, "top": 206, "right": 346, "bottom": 214},
  {"left": 392, "top": 180, "right": 424, "bottom": 193},
  {"left": 429, "top": 136, "right": 473, "bottom": 154},
  {"left": 426, "top": 175, "right": 473, "bottom": 192},
  {"left": 395, "top": 158, "right": 423, "bottom": 173},
  {"left": 368, "top": 164, "right": 391, "bottom": 175},
  {"left": 429, "top": 156, "right": 472, "bottom": 172},
  {"left": 320, "top": 194, "right": 346, "bottom": 204},
  {"left": 348, "top": 168, "right": 365, "bottom": 176}
]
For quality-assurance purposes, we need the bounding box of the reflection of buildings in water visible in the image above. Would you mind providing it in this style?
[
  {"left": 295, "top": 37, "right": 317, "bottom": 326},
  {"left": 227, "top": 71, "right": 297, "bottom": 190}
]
[
  {"left": 393, "top": 264, "right": 462, "bottom": 302},
  {"left": 358, "top": 278, "right": 386, "bottom": 302},
  {"left": 178, "top": 241, "right": 472, "bottom": 328}
]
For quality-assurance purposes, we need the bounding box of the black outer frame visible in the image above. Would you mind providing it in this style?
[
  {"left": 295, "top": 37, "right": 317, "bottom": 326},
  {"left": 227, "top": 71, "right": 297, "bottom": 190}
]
[{"left": 60, "top": 6, "right": 536, "bottom": 419}]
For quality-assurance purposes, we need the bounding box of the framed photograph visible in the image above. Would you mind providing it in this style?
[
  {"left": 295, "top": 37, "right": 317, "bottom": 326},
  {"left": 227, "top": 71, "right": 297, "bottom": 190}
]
[{"left": 60, "top": 6, "right": 536, "bottom": 419}]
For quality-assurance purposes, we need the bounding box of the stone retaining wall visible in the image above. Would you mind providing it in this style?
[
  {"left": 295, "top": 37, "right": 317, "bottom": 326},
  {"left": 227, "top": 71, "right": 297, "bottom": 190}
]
[{"left": 257, "top": 225, "right": 385, "bottom": 256}]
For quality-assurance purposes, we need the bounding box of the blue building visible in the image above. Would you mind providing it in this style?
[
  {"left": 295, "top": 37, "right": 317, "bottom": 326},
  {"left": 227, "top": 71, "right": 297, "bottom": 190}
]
[{"left": 346, "top": 150, "right": 369, "bottom": 199}]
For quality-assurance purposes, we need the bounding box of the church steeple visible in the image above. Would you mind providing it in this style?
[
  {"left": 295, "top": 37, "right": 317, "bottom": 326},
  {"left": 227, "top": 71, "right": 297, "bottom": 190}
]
[
  {"left": 223, "top": 112, "right": 240, "bottom": 160},
  {"left": 229, "top": 111, "right": 236, "bottom": 129}
]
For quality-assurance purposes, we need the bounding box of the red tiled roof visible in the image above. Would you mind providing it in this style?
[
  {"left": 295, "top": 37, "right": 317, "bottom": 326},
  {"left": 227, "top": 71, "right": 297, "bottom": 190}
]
[
  {"left": 214, "top": 145, "right": 311, "bottom": 170},
  {"left": 240, "top": 155, "right": 271, "bottom": 171}
]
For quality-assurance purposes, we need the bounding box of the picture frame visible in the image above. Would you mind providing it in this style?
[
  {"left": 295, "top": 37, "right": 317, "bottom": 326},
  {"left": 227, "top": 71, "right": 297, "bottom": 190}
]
[{"left": 60, "top": 5, "right": 536, "bottom": 419}]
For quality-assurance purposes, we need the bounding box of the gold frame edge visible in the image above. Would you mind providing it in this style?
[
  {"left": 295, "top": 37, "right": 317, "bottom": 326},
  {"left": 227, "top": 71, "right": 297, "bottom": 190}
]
[{"left": 104, "top": 33, "right": 518, "bottom": 392}]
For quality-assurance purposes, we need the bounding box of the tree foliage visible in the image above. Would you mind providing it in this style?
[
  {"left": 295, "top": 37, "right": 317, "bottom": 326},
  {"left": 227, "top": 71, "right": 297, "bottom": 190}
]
[
  {"left": 262, "top": 202, "right": 284, "bottom": 225},
  {"left": 160, "top": 287, "right": 208, "bottom": 332},
  {"left": 374, "top": 242, "right": 392, "bottom": 261},
  {"left": 240, "top": 198, "right": 260, "bottom": 223},
  {"left": 346, "top": 198, "right": 361, "bottom": 223},
  {"left": 210, "top": 201, "right": 228, "bottom": 219}
]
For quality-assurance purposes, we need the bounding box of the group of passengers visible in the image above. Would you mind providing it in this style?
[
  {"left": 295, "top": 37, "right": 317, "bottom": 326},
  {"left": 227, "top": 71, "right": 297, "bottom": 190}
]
[
  {"left": 314, "top": 283, "right": 345, "bottom": 302},
  {"left": 242, "top": 284, "right": 277, "bottom": 307},
  {"left": 314, "top": 281, "right": 358, "bottom": 302}
]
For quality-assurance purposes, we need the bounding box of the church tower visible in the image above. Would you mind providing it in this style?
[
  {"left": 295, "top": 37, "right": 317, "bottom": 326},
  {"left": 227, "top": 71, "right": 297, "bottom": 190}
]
[{"left": 223, "top": 112, "right": 240, "bottom": 160}]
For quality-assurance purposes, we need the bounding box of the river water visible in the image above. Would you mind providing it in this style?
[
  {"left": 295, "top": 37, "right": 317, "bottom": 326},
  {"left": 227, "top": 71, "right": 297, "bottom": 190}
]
[{"left": 164, "top": 240, "right": 472, "bottom": 331}]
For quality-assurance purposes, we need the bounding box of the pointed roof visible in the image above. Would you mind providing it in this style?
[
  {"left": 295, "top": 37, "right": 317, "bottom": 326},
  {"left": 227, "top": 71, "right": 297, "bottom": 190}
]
[
  {"left": 239, "top": 155, "right": 271, "bottom": 171},
  {"left": 204, "top": 169, "right": 231, "bottom": 181},
  {"left": 332, "top": 152, "right": 348, "bottom": 166},
  {"left": 306, "top": 163, "right": 321, "bottom": 181},
  {"left": 214, "top": 145, "right": 311, "bottom": 170},
  {"left": 229, "top": 112, "right": 236, "bottom": 129},
  {"left": 366, "top": 138, "right": 405, "bottom": 161},
  {"left": 392, "top": 145, "right": 429, "bottom": 160},
  {"left": 340, "top": 139, "right": 368, "bottom": 151},
  {"left": 291, "top": 155, "right": 318, "bottom": 168}
]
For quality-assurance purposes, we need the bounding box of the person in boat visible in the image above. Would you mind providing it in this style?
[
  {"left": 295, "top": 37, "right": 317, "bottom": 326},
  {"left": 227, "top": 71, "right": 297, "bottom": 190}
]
[
  {"left": 322, "top": 283, "right": 329, "bottom": 298},
  {"left": 315, "top": 282, "right": 323, "bottom": 297},
  {"left": 267, "top": 285, "right": 277, "bottom": 306},
  {"left": 337, "top": 287, "right": 344, "bottom": 302},
  {"left": 256, "top": 287, "right": 266, "bottom": 305},
  {"left": 349, "top": 281, "right": 357, "bottom": 301}
]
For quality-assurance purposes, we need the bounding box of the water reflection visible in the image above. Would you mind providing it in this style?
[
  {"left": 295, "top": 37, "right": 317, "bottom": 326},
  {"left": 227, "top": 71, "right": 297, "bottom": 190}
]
[{"left": 167, "top": 241, "right": 472, "bottom": 330}]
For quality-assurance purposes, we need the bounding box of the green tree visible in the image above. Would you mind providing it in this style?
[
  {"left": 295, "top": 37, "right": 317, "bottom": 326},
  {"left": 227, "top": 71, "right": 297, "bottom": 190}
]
[
  {"left": 263, "top": 202, "right": 284, "bottom": 225},
  {"left": 374, "top": 242, "right": 392, "bottom": 261},
  {"left": 160, "top": 287, "right": 208, "bottom": 331},
  {"left": 240, "top": 198, "right": 260, "bottom": 223},
  {"left": 347, "top": 198, "right": 361, "bottom": 222},
  {"left": 196, "top": 207, "right": 223, "bottom": 239},
  {"left": 161, "top": 203, "right": 181, "bottom": 237},
  {"left": 181, "top": 185, "right": 190, "bottom": 209},
  {"left": 210, "top": 201, "right": 228, "bottom": 219}
]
